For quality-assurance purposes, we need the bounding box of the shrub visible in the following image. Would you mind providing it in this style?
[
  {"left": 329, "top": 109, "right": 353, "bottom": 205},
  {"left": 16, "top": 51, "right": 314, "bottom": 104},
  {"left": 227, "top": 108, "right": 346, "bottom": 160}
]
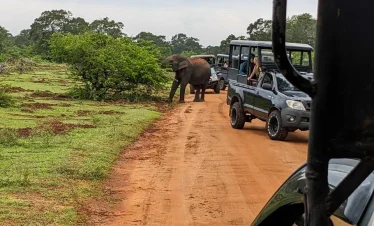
[
  {"left": 50, "top": 32, "right": 169, "bottom": 100},
  {"left": 0, "top": 84, "right": 14, "bottom": 107},
  {"left": 0, "top": 128, "right": 19, "bottom": 146}
]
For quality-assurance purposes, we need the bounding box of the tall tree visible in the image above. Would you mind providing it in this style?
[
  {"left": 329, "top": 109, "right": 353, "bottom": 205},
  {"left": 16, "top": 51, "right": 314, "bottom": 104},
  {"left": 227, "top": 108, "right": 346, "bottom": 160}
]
[
  {"left": 203, "top": 45, "right": 221, "bottom": 55},
  {"left": 65, "top": 17, "right": 89, "bottom": 35},
  {"left": 220, "top": 34, "right": 247, "bottom": 53},
  {"left": 29, "top": 10, "right": 73, "bottom": 56},
  {"left": 286, "top": 13, "right": 316, "bottom": 47},
  {"left": 134, "top": 32, "right": 172, "bottom": 58},
  {"left": 14, "top": 29, "right": 33, "bottom": 47},
  {"left": 247, "top": 18, "right": 272, "bottom": 41},
  {"left": 0, "top": 26, "right": 13, "bottom": 53},
  {"left": 89, "top": 17, "right": 125, "bottom": 38},
  {"left": 246, "top": 14, "right": 316, "bottom": 47},
  {"left": 170, "top": 33, "right": 202, "bottom": 54}
]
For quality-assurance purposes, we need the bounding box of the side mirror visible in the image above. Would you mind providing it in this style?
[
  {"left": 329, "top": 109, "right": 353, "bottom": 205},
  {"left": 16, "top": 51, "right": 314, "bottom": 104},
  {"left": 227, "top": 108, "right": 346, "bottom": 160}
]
[{"left": 262, "top": 83, "right": 273, "bottom": 90}]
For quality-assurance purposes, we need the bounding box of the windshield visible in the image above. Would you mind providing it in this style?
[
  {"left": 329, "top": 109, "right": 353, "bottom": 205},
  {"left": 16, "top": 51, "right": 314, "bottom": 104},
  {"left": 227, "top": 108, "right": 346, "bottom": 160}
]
[
  {"left": 276, "top": 76, "right": 300, "bottom": 91},
  {"left": 203, "top": 57, "right": 215, "bottom": 65},
  {"left": 260, "top": 48, "right": 311, "bottom": 67}
]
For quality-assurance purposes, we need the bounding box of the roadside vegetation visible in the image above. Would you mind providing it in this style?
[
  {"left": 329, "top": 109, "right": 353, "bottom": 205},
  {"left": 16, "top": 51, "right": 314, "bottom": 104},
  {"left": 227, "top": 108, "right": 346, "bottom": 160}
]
[{"left": 0, "top": 61, "right": 173, "bottom": 224}]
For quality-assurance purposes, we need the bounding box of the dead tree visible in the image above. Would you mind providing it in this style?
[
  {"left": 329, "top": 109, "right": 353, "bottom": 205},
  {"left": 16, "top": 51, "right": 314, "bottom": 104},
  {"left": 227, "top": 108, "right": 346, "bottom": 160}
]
[{"left": 272, "top": 0, "right": 374, "bottom": 225}]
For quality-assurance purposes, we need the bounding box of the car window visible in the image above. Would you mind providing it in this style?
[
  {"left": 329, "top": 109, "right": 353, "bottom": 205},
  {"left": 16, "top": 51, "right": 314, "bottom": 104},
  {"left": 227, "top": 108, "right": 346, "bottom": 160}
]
[
  {"left": 368, "top": 211, "right": 374, "bottom": 225},
  {"left": 260, "top": 74, "right": 273, "bottom": 88},
  {"left": 230, "top": 45, "right": 240, "bottom": 69},
  {"left": 276, "top": 76, "right": 300, "bottom": 92},
  {"left": 217, "top": 57, "right": 223, "bottom": 66},
  {"left": 302, "top": 52, "right": 310, "bottom": 66}
]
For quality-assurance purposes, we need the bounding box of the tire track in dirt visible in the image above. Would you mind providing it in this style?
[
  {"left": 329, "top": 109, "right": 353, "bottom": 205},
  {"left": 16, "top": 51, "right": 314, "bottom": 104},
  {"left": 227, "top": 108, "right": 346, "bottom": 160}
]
[{"left": 85, "top": 90, "right": 309, "bottom": 226}]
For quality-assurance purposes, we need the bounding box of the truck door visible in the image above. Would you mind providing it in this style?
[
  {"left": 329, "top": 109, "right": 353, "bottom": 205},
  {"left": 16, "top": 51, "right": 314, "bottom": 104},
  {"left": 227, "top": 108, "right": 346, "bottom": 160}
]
[
  {"left": 253, "top": 73, "right": 274, "bottom": 119},
  {"left": 243, "top": 86, "right": 256, "bottom": 115}
]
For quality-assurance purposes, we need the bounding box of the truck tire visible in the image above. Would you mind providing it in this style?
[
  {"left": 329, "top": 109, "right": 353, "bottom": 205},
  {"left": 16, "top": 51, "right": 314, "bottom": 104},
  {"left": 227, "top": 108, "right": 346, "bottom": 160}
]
[
  {"left": 219, "top": 80, "right": 226, "bottom": 90},
  {"left": 266, "top": 110, "right": 288, "bottom": 141},
  {"left": 190, "top": 84, "right": 195, "bottom": 94},
  {"left": 230, "top": 102, "right": 245, "bottom": 129},
  {"left": 214, "top": 83, "right": 220, "bottom": 94}
]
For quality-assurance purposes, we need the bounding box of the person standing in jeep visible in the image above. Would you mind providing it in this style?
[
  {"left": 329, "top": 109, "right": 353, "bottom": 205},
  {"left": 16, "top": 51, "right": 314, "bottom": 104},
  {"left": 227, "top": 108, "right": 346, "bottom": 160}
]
[{"left": 247, "top": 56, "right": 262, "bottom": 86}]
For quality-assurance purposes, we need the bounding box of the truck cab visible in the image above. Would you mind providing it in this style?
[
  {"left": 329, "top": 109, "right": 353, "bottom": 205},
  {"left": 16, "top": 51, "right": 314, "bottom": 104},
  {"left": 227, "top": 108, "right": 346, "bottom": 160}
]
[
  {"left": 226, "top": 40, "right": 314, "bottom": 141},
  {"left": 216, "top": 54, "right": 230, "bottom": 90},
  {"left": 190, "top": 55, "right": 216, "bottom": 67}
]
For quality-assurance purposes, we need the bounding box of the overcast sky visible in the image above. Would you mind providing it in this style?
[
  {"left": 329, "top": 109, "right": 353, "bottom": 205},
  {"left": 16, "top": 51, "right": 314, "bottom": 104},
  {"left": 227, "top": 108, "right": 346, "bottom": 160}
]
[{"left": 0, "top": 0, "right": 318, "bottom": 46}]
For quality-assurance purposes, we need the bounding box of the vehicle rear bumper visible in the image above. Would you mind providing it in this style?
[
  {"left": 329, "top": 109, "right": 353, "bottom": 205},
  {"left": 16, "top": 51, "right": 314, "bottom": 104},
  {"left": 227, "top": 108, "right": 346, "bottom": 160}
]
[{"left": 281, "top": 108, "right": 311, "bottom": 130}]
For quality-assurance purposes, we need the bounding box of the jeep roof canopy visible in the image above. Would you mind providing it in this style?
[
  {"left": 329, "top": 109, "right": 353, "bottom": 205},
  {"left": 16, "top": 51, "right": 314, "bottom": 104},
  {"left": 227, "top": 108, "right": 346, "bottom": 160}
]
[
  {"left": 190, "top": 55, "right": 216, "bottom": 58},
  {"left": 230, "top": 40, "right": 313, "bottom": 51},
  {"left": 217, "top": 54, "right": 229, "bottom": 58}
]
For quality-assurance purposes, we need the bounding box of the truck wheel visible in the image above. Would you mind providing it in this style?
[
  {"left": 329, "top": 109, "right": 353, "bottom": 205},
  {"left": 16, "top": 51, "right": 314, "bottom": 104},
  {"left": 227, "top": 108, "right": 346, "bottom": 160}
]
[
  {"left": 219, "top": 80, "right": 226, "bottom": 90},
  {"left": 190, "top": 84, "right": 195, "bottom": 94},
  {"left": 266, "top": 110, "right": 288, "bottom": 141},
  {"left": 230, "top": 102, "right": 245, "bottom": 129},
  {"left": 214, "top": 83, "right": 220, "bottom": 94}
]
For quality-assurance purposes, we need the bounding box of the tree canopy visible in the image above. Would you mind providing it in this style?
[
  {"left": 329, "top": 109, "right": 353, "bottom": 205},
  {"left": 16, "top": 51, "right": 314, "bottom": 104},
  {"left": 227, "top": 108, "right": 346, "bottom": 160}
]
[{"left": 0, "top": 10, "right": 317, "bottom": 62}]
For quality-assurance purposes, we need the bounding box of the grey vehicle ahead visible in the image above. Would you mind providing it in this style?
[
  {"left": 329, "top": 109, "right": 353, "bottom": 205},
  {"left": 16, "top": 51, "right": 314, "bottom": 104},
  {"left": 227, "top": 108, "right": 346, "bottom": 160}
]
[
  {"left": 216, "top": 54, "right": 229, "bottom": 90},
  {"left": 226, "top": 40, "right": 314, "bottom": 141}
]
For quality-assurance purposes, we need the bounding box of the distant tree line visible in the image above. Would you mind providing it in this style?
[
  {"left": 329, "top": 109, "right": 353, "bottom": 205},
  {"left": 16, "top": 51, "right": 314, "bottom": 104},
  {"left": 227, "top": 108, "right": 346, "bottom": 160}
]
[
  {"left": 0, "top": 10, "right": 317, "bottom": 61},
  {"left": 0, "top": 10, "right": 317, "bottom": 101}
]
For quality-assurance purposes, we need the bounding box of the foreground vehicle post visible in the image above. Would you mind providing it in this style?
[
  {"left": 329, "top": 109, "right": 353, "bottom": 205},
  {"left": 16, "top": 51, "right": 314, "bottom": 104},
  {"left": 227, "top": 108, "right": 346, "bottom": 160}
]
[{"left": 271, "top": 0, "right": 374, "bottom": 225}]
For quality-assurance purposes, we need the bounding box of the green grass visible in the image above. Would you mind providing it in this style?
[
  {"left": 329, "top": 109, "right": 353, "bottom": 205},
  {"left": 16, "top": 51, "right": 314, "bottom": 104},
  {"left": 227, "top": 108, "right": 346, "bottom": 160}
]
[{"left": 0, "top": 66, "right": 166, "bottom": 225}]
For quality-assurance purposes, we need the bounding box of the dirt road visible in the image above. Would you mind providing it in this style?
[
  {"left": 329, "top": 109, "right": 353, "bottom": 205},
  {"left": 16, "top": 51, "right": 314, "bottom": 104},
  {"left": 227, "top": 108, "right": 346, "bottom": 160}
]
[{"left": 86, "top": 91, "right": 309, "bottom": 226}]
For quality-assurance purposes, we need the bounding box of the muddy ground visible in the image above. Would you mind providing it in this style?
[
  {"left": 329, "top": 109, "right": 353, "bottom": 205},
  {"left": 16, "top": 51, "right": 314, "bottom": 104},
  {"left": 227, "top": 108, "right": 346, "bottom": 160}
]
[{"left": 85, "top": 91, "right": 308, "bottom": 226}]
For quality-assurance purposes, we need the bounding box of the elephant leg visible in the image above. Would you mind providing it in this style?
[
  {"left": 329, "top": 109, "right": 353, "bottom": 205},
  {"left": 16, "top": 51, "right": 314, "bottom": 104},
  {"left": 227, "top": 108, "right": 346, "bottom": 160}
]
[
  {"left": 168, "top": 79, "right": 180, "bottom": 102},
  {"left": 194, "top": 86, "right": 202, "bottom": 102},
  {"left": 193, "top": 85, "right": 199, "bottom": 102},
  {"left": 179, "top": 83, "right": 187, "bottom": 103}
]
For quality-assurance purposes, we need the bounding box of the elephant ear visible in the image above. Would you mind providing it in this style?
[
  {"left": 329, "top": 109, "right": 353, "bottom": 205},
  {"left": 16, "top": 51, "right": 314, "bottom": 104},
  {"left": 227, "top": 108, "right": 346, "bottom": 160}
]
[{"left": 178, "top": 60, "right": 189, "bottom": 70}]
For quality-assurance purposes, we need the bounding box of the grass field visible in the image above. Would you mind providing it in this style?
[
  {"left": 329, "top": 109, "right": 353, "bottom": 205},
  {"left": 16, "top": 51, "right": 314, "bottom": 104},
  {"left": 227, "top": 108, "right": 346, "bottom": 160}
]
[{"left": 0, "top": 65, "right": 169, "bottom": 225}]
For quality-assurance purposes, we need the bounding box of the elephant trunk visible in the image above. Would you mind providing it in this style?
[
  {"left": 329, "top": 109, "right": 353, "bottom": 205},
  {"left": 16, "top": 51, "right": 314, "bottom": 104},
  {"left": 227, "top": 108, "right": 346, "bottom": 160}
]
[{"left": 168, "top": 79, "right": 180, "bottom": 102}]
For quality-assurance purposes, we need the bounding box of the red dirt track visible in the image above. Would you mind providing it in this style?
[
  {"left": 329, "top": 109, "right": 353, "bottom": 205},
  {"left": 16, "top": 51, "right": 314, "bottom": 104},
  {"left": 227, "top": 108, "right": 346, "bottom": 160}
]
[{"left": 86, "top": 91, "right": 308, "bottom": 226}]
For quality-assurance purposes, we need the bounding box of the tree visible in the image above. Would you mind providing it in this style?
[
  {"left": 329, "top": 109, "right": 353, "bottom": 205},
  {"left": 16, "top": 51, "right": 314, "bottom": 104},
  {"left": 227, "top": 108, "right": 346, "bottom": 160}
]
[
  {"left": 65, "top": 17, "right": 89, "bottom": 35},
  {"left": 0, "top": 26, "right": 12, "bottom": 53},
  {"left": 89, "top": 17, "right": 125, "bottom": 38},
  {"left": 220, "top": 34, "right": 247, "bottom": 53},
  {"left": 202, "top": 45, "right": 221, "bottom": 55},
  {"left": 247, "top": 18, "right": 272, "bottom": 41},
  {"left": 180, "top": 50, "right": 198, "bottom": 58},
  {"left": 29, "top": 10, "right": 73, "bottom": 56},
  {"left": 134, "top": 32, "right": 172, "bottom": 59},
  {"left": 286, "top": 13, "right": 316, "bottom": 47},
  {"left": 170, "top": 33, "right": 202, "bottom": 54},
  {"left": 49, "top": 33, "right": 167, "bottom": 100},
  {"left": 14, "top": 29, "right": 33, "bottom": 47},
  {"left": 246, "top": 14, "right": 317, "bottom": 47}
]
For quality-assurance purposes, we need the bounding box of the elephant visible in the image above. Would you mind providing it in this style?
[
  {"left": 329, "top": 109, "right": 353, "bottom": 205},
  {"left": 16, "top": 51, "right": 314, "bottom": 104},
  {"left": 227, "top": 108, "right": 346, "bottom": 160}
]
[{"left": 163, "top": 54, "right": 211, "bottom": 103}]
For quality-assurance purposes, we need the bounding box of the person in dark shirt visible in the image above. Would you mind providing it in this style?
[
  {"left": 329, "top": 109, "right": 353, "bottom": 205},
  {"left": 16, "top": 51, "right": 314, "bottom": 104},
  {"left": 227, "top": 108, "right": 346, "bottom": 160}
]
[{"left": 239, "top": 60, "right": 248, "bottom": 75}]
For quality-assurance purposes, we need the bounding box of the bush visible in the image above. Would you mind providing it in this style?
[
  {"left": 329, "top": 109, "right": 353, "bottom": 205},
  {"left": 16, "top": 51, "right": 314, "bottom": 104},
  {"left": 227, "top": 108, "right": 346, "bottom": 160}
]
[
  {"left": 0, "top": 84, "right": 14, "bottom": 107},
  {"left": 50, "top": 32, "right": 169, "bottom": 100},
  {"left": 0, "top": 128, "right": 19, "bottom": 146}
]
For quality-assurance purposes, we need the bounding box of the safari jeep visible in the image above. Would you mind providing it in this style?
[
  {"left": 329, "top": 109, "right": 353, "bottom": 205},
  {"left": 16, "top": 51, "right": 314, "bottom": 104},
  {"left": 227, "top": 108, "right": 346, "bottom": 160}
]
[{"left": 226, "top": 40, "right": 314, "bottom": 141}]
